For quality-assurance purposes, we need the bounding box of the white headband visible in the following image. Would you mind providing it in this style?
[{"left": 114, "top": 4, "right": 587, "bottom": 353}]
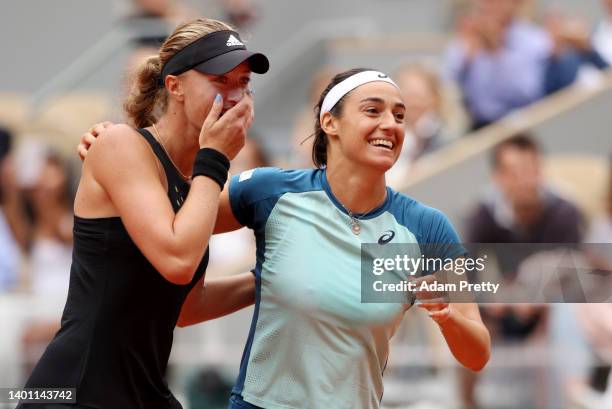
[{"left": 319, "top": 70, "right": 399, "bottom": 120}]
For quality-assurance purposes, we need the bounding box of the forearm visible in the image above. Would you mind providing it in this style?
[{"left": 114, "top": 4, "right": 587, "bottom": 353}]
[
  {"left": 165, "top": 176, "right": 221, "bottom": 274},
  {"left": 178, "top": 272, "right": 255, "bottom": 327},
  {"left": 93, "top": 125, "right": 228, "bottom": 284},
  {"left": 438, "top": 306, "right": 491, "bottom": 371}
]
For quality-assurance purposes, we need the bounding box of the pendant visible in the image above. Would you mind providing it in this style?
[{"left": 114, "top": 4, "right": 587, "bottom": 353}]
[{"left": 351, "top": 221, "right": 361, "bottom": 235}]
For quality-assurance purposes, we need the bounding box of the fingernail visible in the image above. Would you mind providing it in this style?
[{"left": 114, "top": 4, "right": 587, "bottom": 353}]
[{"left": 215, "top": 94, "right": 222, "bottom": 103}]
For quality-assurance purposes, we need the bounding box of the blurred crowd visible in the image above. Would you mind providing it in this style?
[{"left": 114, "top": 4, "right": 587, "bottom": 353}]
[{"left": 1, "top": 0, "right": 612, "bottom": 408}]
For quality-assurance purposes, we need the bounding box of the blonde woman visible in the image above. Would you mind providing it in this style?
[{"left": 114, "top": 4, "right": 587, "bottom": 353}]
[{"left": 19, "top": 18, "right": 268, "bottom": 409}]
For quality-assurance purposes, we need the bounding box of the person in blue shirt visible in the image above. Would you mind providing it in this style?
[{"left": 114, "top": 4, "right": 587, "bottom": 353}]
[
  {"left": 82, "top": 68, "right": 490, "bottom": 409},
  {"left": 211, "top": 68, "right": 490, "bottom": 409},
  {"left": 543, "top": 11, "right": 609, "bottom": 95},
  {"left": 445, "top": 0, "right": 552, "bottom": 129}
]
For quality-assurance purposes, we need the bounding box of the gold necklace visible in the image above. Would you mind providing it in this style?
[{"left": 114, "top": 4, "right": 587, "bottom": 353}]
[
  {"left": 151, "top": 123, "right": 191, "bottom": 181},
  {"left": 337, "top": 196, "right": 385, "bottom": 235}
]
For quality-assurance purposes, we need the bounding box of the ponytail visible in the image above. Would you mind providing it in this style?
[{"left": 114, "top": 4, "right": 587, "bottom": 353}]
[
  {"left": 122, "top": 18, "right": 234, "bottom": 128},
  {"left": 123, "top": 55, "right": 167, "bottom": 128},
  {"left": 311, "top": 67, "right": 373, "bottom": 168}
]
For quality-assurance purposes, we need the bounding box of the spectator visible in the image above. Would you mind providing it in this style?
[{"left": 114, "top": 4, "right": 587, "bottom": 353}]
[
  {"left": 575, "top": 303, "right": 612, "bottom": 407},
  {"left": 544, "top": 11, "right": 608, "bottom": 95},
  {"left": 121, "top": 0, "right": 197, "bottom": 94},
  {"left": 397, "top": 63, "right": 458, "bottom": 156},
  {"left": 119, "top": 0, "right": 195, "bottom": 48},
  {"left": 584, "top": 155, "right": 612, "bottom": 269},
  {"left": 124, "top": 0, "right": 193, "bottom": 25},
  {"left": 0, "top": 128, "right": 23, "bottom": 292},
  {"left": 288, "top": 67, "right": 335, "bottom": 168},
  {"left": 26, "top": 150, "right": 74, "bottom": 299},
  {"left": 221, "top": 0, "right": 259, "bottom": 30},
  {"left": 386, "top": 63, "right": 467, "bottom": 189},
  {"left": 468, "top": 134, "right": 583, "bottom": 244},
  {"left": 130, "top": 0, "right": 188, "bottom": 19},
  {"left": 594, "top": 0, "right": 612, "bottom": 65},
  {"left": 555, "top": 160, "right": 612, "bottom": 408},
  {"left": 230, "top": 133, "right": 269, "bottom": 174},
  {"left": 461, "top": 133, "right": 584, "bottom": 408},
  {"left": 445, "top": 0, "right": 552, "bottom": 129},
  {"left": 15, "top": 142, "right": 74, "bottom": 374}
]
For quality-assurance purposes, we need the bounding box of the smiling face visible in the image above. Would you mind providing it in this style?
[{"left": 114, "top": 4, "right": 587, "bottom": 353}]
[
  {"left": 323, "top": 81, "right": 406, "bottom": 173},
  {"left": 170, "top": 61, "right": 252, "bottom": 132}
]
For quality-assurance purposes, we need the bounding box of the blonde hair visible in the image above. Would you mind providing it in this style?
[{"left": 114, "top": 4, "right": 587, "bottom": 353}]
[
  {"left": 395, "top": 63, "right": 443, "bottom": 112},
  {"left": 124, "top": 18, "right": 234, "bottom": 128},
  {"left": 395, "top": 61, "right": 470, "bottom": 137}
]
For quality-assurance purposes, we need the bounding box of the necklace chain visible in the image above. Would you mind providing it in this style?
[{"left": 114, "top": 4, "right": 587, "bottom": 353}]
[
  {"left": 337, "top": 195, "right": 385, "bottom": 236},
  {"left": 151, "top": 123, "right": 191, "bottom": 181}
]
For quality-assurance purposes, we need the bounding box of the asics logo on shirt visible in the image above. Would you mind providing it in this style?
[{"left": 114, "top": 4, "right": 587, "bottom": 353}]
[{"left": 378, "top": 230, "right": 395, "bottom": 244}]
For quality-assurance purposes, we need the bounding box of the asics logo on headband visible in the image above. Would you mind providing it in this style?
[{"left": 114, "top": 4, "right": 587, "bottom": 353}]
[
  {"left": 319, "top": 71, "right": 399, "bottom": 120},
  {"left": 226, "top": 35, "right": 244, "bottom": 47}
]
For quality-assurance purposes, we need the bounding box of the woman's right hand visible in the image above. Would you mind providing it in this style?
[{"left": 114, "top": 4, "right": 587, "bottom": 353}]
[
  {"left": 199, "top": 93, "right": 253, "bottom": 160},
  {"left": 77, "top": 121, "right": 114, "bottom": 161}
]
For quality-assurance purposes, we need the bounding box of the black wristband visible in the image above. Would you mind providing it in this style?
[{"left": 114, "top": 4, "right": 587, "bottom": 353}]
[{"left": 192, "top": 148, "right": 230, "bottom": 190}]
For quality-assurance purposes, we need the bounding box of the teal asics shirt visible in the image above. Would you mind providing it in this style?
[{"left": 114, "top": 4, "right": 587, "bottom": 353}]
[{"left": 228, "top": 168, "right": 463, "bottom": 409}]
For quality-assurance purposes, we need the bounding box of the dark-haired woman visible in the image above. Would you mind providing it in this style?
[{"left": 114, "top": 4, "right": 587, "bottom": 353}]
[
  {"left": 82, "top": 68, "right": 489, "bottom": 409},
  {"left": 19, "top": 17, "right": 268, "bottom": 409}
]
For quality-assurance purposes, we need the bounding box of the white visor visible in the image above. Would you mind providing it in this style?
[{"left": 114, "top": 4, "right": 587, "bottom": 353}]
[{"left": 319, "top": 70, "right": 399, "bottom": 120}]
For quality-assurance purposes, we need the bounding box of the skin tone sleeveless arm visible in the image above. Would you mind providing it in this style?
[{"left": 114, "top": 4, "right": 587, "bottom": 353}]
[
  {"left": 78, "top": 124, "right": 244, "bottom": 236},
  {"left": 86, "top": 124, "right": 220, "bottom": 285},
  {"left": 82, "top": 96, "right": 252, "bottom": 285},
  {"left": 177, "top": 271, "right": 255, "bottom": 327}
]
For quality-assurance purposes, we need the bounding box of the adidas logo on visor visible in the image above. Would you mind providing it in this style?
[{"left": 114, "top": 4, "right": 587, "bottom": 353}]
[{"left": 226, "top": 34, "right": 244, "bottom": 47}]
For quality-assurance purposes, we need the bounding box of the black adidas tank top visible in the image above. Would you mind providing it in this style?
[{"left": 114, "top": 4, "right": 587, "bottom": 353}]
[{"left": 19, "top": 128, "right": 208, "bottom": 409}]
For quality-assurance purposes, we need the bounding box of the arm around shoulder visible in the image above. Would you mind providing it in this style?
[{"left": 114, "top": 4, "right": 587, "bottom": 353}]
[{"left": 88, "top": 124, "right": 221, "bottom": 284}]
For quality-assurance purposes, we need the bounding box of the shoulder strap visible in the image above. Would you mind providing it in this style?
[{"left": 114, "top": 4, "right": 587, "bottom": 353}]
[
  {"left": 135, "top": 128, "right": 190, "bottom": 212},
  {"left": 135, "top": 128, "right": 178, "bottom": 180}
]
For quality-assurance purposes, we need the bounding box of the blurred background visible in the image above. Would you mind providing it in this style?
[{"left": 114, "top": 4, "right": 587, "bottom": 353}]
[{"left": 1, "top": 0, "right": 612, "bottom": 408}]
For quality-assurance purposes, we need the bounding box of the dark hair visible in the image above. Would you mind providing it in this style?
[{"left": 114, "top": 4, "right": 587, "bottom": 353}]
[
  {"left": 491, "top": 133, "right": 540, "bottom": 169},
  {"left": 0, "top": 127, "right": 11, "bottom": 161},
  {"left": 0, "top": 128, "right": 12, "bottom": 204},
  {"left": 311, "top": 67, "right": 375, "bottom": 168}
]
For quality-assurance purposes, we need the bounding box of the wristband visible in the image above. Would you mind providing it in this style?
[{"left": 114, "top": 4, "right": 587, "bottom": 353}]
[{"left": 192, "top": 148, "right": 230, "bottom": 190}]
